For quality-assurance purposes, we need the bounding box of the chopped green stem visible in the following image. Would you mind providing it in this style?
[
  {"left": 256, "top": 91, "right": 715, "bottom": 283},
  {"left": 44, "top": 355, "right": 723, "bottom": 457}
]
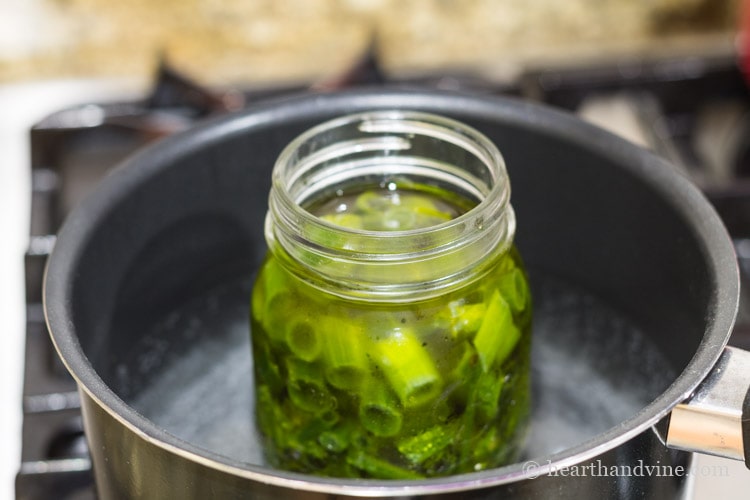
[
  {"left": 359, "top": 379, "right": 403, "bottom": 437},
  {"left": 286, "top": 358, "right": 337, "bottom": 414},
  {"left": 346, "top": 450, "right": 425, "bottom": 480},
  {"left": 344, "top": 189, "right": 457, "bottom": 231},
  {"left": 472, "top": 370, "right": 505, "bottom": 424},
  {"left": 321, "top": 321, "right": 368, "bottom": 390},
  {"left": 449, "top": 342, "right": 480, "bottom": 389},
  {"left": 447, "top": 301, "right": 486, "bottom": 338},
  {"left": 355, "top": 190, "right": 392, "bottom": 213},
  {"left": 297, "top": 414, "right": 339, "bottom": 444},
  {"left": 397, "top": 423, "right": 457, "bottom": 465},
  {"left": 264, "top": 293, "right": 297, "bottom": 341},
  {"left": 286, "top": 321, "right": 321, "bottom": 361},
  {"left": 374, "top": 327, "right": 441, "bottom": 408},
  {"left": 320, "top": 213, "right": 364, "bottom": 229},
  {"left": 318, "top": 426, "right": 351, "bottom": 453},
  {"left": 251, "top": 337, "right": 284, "bottom": 395},
  {"left": 498, "top": 267, "right": 530, "bottom": 313},
  {"left": 400, "top": 195, "right": 452, "bottom": 219},
  {"left": 473, "top": 290, "right": 521, "bottom": 372}
]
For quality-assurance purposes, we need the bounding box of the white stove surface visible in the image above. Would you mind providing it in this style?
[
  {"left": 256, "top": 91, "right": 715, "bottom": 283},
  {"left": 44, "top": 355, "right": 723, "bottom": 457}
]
[{"left": 0, "top": 79, "right": 144, "bottom": 500}]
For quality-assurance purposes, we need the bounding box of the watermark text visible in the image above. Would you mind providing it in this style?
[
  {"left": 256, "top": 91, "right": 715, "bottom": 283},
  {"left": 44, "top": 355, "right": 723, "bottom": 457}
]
[{"left": 522, "top": 460, "right": 730, "bottom": 480}]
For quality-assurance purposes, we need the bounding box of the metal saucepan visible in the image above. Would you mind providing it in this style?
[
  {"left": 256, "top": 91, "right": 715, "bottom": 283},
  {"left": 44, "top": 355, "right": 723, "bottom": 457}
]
[{"left": 45, "top": 89, "right": 750, "bottom": 499}]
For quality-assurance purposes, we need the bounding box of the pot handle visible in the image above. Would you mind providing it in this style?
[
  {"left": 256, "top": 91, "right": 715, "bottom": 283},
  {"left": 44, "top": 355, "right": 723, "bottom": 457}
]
[{"left": 665, "top": 346, "right": 750, "bottom": 468}]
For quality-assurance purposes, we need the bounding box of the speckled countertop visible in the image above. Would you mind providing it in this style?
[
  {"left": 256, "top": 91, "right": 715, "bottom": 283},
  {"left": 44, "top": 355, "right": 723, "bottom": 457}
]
[{"left": 0, "top": 0, "right": 741, "bottom": 86}]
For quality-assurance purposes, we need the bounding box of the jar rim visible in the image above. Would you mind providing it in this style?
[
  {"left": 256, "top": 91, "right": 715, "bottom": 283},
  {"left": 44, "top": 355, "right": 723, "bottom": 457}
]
[
  {"left": 266, "top": 110, "right": 516, "bottom": 300},
  {"left": 272, "top": 109, "right": 509, "bottom": 240}
]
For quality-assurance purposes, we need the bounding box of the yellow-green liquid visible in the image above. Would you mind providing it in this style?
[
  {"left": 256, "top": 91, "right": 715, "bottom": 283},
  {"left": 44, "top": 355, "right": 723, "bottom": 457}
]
[{"left": 251, "top": 185, "right": 531, "bottom": 478}]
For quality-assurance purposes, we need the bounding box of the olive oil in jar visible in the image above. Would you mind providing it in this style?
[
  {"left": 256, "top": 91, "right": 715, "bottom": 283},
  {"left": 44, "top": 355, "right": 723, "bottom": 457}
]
[{"left": 251, "top": 112, "right": 532, "bottom": 479}]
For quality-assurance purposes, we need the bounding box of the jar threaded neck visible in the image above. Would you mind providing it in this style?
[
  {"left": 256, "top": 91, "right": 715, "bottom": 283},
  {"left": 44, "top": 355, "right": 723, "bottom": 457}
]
[{"left": 266, "top": 110, "right": 515, "bottom": 301}]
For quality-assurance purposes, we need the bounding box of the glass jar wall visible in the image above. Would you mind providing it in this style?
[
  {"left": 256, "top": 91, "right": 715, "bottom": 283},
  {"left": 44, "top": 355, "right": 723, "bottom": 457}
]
[{"left": 250, "top": 111, "right": 532, "bottom": 478}]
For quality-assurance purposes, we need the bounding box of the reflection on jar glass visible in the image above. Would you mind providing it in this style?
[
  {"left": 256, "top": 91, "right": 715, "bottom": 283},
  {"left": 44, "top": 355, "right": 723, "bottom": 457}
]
[{"left": 250, "top": 110, "right": 532, "bottom": 479}]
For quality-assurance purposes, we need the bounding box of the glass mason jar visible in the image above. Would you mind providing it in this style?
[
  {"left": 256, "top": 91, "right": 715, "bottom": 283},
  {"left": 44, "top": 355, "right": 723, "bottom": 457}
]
[{"left": 250, "top": 110, "right": 531, "bottom": 479}]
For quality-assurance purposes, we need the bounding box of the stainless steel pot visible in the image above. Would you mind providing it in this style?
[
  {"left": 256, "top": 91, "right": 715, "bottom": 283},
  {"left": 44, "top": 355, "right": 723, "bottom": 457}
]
[{"left": 45, "top": 89, "right": 750, "bottom": 499}]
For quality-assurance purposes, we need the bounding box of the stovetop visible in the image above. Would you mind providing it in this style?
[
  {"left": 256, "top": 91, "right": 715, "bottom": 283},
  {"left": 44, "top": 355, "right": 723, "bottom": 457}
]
[{"left": 12, "top": 50, "right": 750, "bottom": 499}]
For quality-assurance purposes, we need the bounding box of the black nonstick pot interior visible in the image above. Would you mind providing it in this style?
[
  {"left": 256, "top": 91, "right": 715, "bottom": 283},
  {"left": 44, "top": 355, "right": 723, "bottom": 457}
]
[{"left": 45, "top": 89, "right": 738, "bottom": 495}]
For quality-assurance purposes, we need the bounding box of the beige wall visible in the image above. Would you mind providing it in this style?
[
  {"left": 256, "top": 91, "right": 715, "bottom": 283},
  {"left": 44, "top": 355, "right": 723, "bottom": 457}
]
[{"left": 0, "top": 0, "right": 740, "bottom": 85}]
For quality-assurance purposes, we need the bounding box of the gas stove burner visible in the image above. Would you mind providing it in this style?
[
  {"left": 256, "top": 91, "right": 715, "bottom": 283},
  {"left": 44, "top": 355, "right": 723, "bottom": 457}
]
[
  {"left": 147, "top": 59, "right": 247, "bottom": 116},
  {"left": 312, "top": 40, "right": 386, "bottom": 91}
]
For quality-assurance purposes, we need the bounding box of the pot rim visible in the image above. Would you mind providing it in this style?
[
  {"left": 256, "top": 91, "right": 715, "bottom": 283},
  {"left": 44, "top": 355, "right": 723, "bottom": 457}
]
[{"left": 44, "top": 88, "right": 740, "bottom": 496}]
